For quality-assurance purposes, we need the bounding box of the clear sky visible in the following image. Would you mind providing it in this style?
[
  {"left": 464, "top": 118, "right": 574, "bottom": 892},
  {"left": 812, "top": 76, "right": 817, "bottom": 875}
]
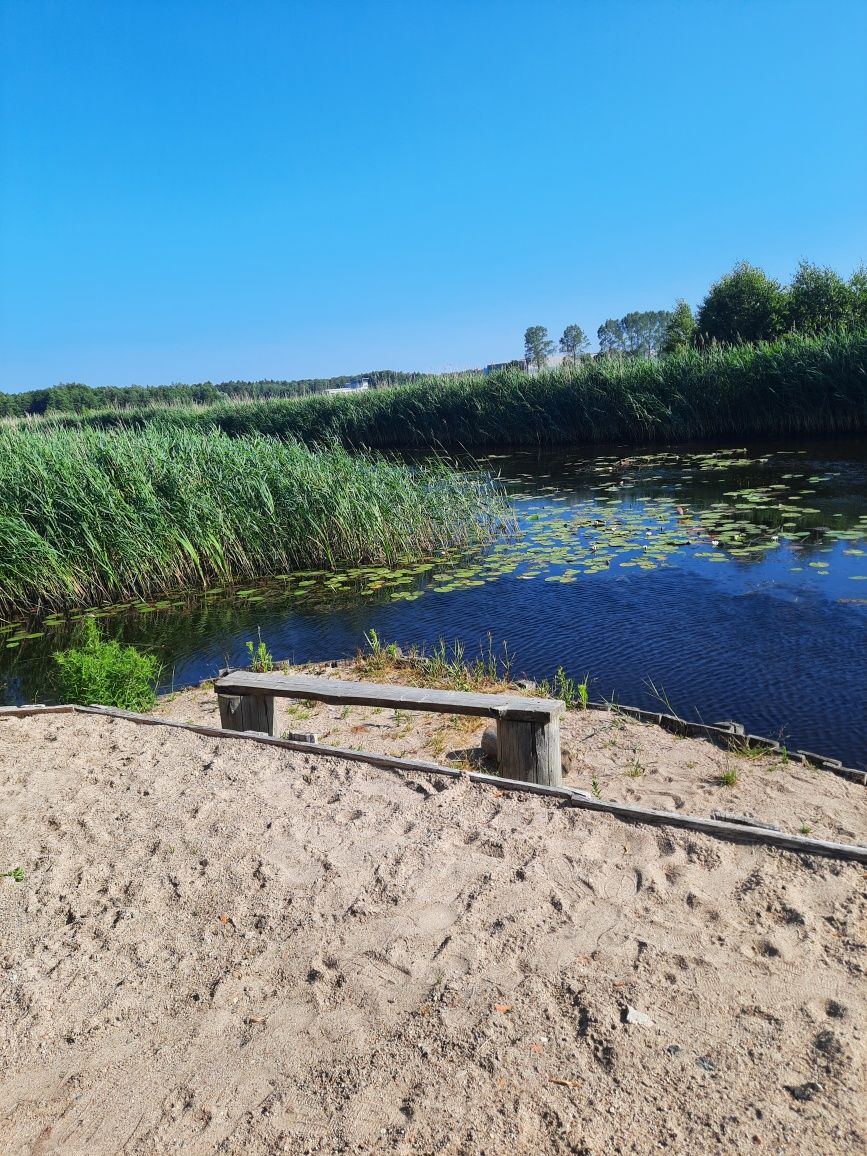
[{"left": 1, "top": 0, "right": 865, "bottom": 390}]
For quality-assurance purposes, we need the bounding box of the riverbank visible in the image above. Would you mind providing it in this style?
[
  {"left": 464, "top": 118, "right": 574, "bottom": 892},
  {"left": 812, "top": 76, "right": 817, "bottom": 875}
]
[
  {"left": 1, "top": 707, "right": 864, "bottom": 1154},
  {"left": 153, "top": 655, "right": 866, "bottom": 845},
  {"left": 0, "top": 425, "right": 505, "bottom": 617},
  {"left": 27, "top": 329, "right": 867, "bottom": 449}
]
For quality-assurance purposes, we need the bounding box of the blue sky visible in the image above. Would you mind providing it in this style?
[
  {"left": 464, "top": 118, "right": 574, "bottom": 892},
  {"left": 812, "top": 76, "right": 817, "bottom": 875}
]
[{"left": 1, "top": 0, "right": 865, "bottom": 390}]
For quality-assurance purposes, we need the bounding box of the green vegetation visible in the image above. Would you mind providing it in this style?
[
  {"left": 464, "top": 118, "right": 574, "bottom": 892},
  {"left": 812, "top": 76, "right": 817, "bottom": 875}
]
[
  {"left": 524, "top": 325, "right": 556, "bottom": 371},
  {"left": 359, "top": 633, "right": 513, "bottom": 693},
  {"left": 719, "top": 766, "right": 738, "bottom": 787},
  {"left": 31, "top": 329, "right": 867, "bottom": 450},
  {"left": 661, "top": 301, "right": 697, "bottom": 355},
  {"left": 0, "top": 425, "right": 505, "bottom": 615},
  {"left": 559, "top": 324, "right": 590, "bottom": 363},
  {"left": 598, "top": 310, "right": 675, "bottom": 357},
  {"left": 245, "top": 629, "right": 274, "bottom": 673},
  {"left": 1, "top": 866, "right": 25, "bottom": 883},
  {"left": 0, "top": 369, "right": 425, "bottom": 418},
  {"left": 539, "top": 666, "right": 590, "bottom": 710},
  {"left": 695, "top": 260, "right": 867, "bottom": 346},
  {"left": 53, "top": 618, "right": 159, "bottom": 710}
]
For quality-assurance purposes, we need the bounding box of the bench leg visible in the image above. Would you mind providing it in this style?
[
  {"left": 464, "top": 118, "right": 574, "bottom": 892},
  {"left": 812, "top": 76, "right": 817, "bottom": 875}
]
[
  {"left": 497, "top": 717, "right": 561, "bottom": 788},
  {"left": 217, "top": 693, "right": 275, "bottom": 735}
]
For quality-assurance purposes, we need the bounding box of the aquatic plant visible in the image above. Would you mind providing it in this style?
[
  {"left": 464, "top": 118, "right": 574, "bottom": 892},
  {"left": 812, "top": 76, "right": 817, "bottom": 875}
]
[
  {"left": 0, "top": 425, "right": 506, "bottom": 615},
  {"left": 53, "top": 618, "right": 159, "bottom": 711}
]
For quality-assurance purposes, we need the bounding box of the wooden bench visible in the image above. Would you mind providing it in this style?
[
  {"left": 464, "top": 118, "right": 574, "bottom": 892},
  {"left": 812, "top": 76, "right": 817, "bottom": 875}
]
[{"left": 213, "top": 670, "right": 565, "bottom": 787}]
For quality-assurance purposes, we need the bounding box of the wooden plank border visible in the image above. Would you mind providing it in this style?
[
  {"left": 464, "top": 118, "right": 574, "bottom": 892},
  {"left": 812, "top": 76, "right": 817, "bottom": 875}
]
[{"left": 586, "top": 702, "right": 867, "bottom": 786}]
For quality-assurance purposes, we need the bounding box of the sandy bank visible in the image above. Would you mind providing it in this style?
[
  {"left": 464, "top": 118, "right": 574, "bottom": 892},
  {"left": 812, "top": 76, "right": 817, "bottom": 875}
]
[
  {"left": 1, "top": 708, "right": 865, "bottom": 1155},
  {"left": 154, "top": 659, "right": 866, "bottom": 846}
]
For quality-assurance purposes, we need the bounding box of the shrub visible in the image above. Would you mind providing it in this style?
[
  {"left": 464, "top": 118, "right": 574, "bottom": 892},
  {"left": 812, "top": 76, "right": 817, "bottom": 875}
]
[
  {"left": 53, "top": 618, "right": 159, "bottom": 711},
  {"left": 695, "top": 261, "right": 787, "bottom": 345}
]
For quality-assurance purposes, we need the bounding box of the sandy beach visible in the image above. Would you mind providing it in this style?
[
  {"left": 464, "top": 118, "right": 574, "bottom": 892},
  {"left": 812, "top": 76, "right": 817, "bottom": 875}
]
[{"left": 1, "top": 700, "right": 865, "bottom": 1154}]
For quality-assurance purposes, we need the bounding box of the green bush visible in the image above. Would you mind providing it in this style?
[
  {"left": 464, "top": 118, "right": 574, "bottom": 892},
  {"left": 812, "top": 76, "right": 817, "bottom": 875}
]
[{"left": 53, "top": 619, "right": 159, "bottom": 711}]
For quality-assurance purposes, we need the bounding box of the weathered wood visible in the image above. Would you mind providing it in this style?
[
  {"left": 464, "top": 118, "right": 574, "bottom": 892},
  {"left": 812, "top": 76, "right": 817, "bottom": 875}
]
[
  {"left": 214, "top": 671, "right": 564, "bottom": 722},
  {"left": 0, "top": 704, "right": 75, "bottom": 718},
  {"left": 497, "top": 717, "right": 562, "bottom": 788},
  {"left": 217, "top": 692, "right": 274, "bottom": 735},
  {"left": 70, "top": 705, "right": 867, "bottom": 863}
]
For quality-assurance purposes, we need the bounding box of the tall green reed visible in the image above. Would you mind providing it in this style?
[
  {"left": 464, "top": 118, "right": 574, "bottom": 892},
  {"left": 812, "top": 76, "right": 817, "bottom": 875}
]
[
  {"left": 25, "top": 329, "right": 867, "bottom": 449},
  {"left": 0, "top": 426, "right": 506, "bottom": 616}
]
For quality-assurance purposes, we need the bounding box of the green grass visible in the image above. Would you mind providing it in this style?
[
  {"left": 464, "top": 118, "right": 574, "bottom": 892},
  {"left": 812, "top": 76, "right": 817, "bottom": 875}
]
[
  {"left": 0, "top": 425, "right": 506, "bottom": 616},
  {"left": 30, "top": 328, "right": 867, "bottom": 449},
  {"left": 246, "top": 629, "right": 274, "bottom": 673},
  {"left": 53, "top": 618, "right": 159, "bottom": 710}
]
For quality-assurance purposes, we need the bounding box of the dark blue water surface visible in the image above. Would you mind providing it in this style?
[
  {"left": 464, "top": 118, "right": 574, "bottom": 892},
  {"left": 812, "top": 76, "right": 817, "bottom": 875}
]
[{"left": 2, "top": 438, "right": 865, "bottom": 768}]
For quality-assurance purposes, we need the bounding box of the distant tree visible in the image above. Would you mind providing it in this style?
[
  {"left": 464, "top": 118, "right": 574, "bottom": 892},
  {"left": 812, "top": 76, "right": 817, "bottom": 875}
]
[
  {"left": 597, "top": 311, "right": 673, "bottom": 357},
  {"left": 695, "top": 261, "right": 786, "bottom": 346},
  {"left": 597, "top": 318, "right": 625, "bottom": 356},
  {"left": 620, "top": 310, "right": 674, "bottom": 357},
  {"left": 559, "top": 324, "right": 589, "bottom": 364},
  {"left": 661, "top": 301, "right": 697, "bottom": 355},
  {"left": 787, "top": 261, "right": 852, "bottom": 335},
  {"left": 524, "top": 326, "right": 555, "bottom": 371}
]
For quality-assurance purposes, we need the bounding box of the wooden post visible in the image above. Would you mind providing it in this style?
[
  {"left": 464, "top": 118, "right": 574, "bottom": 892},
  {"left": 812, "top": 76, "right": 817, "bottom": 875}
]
[
  {"left": 496, "top": 715, "right": 561, "bottom": 788},
  {"left": 217, "top": 693, "right": 274, "bottom": 735}
]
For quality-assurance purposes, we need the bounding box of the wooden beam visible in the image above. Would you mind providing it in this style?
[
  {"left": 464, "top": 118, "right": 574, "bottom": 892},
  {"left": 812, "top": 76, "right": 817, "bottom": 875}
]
[
  {"left": 213, "top": 670, "right": 564, "bottom": 722},
  {"left": 497, "top": 717, "right": 561, "bottom": 788},
  {"left": 217, "top": 692, "right": 274, "bottom": 735},
  {"left": 0, "top": 704, "right": 75, "bottom": 718}
]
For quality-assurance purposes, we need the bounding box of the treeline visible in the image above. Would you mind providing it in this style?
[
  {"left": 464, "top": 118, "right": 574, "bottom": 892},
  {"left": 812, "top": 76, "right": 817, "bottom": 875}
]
[
  {"left": 666, "top": 260, "right": 867, "bottom": 352},
  {"left": 525, "top": 259, "right": 867, "bottom": 367},
  {"left": 0, "top": 369, "right": 424, "bottom": 418},
  {"left": 37, "top": 329, "right": 867, "bottom": 450}
]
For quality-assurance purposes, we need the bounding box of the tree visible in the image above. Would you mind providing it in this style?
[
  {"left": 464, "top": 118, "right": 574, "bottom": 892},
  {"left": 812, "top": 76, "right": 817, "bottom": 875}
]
[
  {"left": 524, "top": 326, "right": 555, "bottom": 371},
  {"left": 620, "top": 310, "right": 674, "bottom": 357},
  {"left": 695, "top": 261, "right": 786, "bottom": 346},
  {"left": 597, "top": 311, "right": 674, "bottom": 357},
  {"left": 787, "top": 260, "right": 852, "bottom": 335},
  {"left": 559, "top": 324, "right": 589, "bottom": 364},
  {"left": 661, "top": 300, "right": 697, "bottom": 355},
  {"left": 597, "top": 318, "right": 625, "bottom": 356}
]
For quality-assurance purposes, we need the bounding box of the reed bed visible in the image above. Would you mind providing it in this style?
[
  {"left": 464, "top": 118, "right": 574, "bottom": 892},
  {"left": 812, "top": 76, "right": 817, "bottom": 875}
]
[
  {"left": 0, "top": 426, "right": 506, "bottom": 616},
  {"left": 29, "top": 329, "right": 867, "bottom": 449}
]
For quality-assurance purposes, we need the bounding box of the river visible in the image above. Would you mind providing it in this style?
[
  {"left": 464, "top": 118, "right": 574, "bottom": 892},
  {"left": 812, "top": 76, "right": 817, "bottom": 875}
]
[{"left": 2, "top": 436, "right": 865, "bottom": 768}]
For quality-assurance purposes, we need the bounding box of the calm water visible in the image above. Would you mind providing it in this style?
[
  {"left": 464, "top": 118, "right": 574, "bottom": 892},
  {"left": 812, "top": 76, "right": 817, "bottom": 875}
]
[{"left": 2, "top": 437, "right": 866, "bottom": 768}]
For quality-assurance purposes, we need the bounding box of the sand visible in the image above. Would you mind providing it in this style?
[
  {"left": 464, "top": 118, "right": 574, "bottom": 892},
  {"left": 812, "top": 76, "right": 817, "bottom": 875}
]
[
  {"left": 1, "top": 707, "right": 865, "bottom": 1155},
  {"left": 154, "top": 660, "right": 866, "bottom": 847}
]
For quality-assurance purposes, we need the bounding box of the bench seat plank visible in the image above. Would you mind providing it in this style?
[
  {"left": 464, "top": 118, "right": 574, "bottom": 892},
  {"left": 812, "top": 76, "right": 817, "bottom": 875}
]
[{"left": 214, "top": 670, "right": 564, "bottom": 722}]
